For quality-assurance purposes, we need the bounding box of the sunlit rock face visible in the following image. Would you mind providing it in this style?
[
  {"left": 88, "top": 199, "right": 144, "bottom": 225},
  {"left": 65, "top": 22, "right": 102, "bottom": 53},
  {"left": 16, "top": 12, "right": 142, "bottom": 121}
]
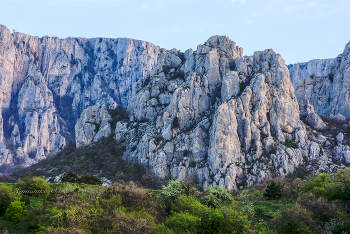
[{"left": 1, "top": 24, "right": 349, "bottom": 190}]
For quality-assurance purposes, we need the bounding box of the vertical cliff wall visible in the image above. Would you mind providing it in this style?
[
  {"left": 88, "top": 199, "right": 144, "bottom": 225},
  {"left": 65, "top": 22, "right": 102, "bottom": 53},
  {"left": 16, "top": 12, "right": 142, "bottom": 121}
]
[
  {"left": 289, "top": 42, "right": 350, "bottom": 118},
  {"left": 0, "top": 24, "right": 161, "bottom": 167}
]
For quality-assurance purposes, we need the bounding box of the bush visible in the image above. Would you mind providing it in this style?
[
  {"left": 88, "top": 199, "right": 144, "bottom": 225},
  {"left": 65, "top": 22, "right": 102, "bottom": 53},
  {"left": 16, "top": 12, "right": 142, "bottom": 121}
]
[
  {"left": 271, "top": 206, "right": 321, "bottom": 233},
  {"left": 164, "top": 212, "right": 201, "bottom": 233},
  {"left": 168, "top": 195, "right": 249, "bottom": 234},
  {"left": 301, "top": 173, "right": 332, "bottom": 198},
  {"left": 61, "top": 171, "right": 79, "bottom": 183},
  {"left": 334, "top": 168, "right": 350, "bottom": 187},
  {"left": 4, "top": 200, "right": 28, "bottom": 222},
  {"left": 161, "top": 180, "right": 200, "bottom": 199},
  {"left": 297, "top": 193, "right": 338, "bottom": 223},
  {"left": 201, "top": 185, "right": 233, "bottom": 208},
  {"left": 61, "top": 172, "right": 102, "bottom": 185},
  {"left": 0, "top": 184, "right": 20, "bottom": 216},
  {"left": 198, "top": 207, "right": 249, "bottom": 234},
  {"left": 16, "top": 176, "right": 50, "bottom": 198},
  {"left": 78, "top": 174, "right": 102, "bottom": 185},
  {"left": 263, "top": 181, "right": 283, "bottom": 200},
  {"left": 171, "top": 195, "right": 211, "bottom": 218}
]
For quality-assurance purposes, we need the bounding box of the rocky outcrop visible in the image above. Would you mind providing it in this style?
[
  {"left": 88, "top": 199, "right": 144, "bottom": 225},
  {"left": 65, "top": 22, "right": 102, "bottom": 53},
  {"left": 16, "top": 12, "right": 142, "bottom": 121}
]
[
  {"left": 0, "top": 24, "right": 160, "bottom": 167},
  {"left": 288, "top": 58, "right": 334, "bottom": 89},
  {"left": 110, "top": 36, "right": 347, "bottom": 190},
  {"left": 289, "top": 42, "right": 350, "bottom": 118},
  {"left": 75, "top": 105, "right": 112, "bottom": 147}
]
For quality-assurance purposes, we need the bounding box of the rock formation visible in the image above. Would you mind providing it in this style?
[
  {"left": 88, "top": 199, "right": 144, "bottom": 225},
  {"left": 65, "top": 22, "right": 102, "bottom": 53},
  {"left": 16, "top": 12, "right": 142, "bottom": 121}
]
[
  {"left": 289, "top": 42, "right": 350, "bottom": 118},
  {"left": 1, "top": 24, "right": 349, "bottom": 189},
  {"left": 0, "top": 24, "right": 159, "bottom": 166}
]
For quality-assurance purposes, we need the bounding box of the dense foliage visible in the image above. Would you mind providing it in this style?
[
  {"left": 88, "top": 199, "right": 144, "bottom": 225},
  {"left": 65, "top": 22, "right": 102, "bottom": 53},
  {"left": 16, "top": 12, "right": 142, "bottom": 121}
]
[{"left": 0, "top": 168, "right": 350, "bottom": 233}]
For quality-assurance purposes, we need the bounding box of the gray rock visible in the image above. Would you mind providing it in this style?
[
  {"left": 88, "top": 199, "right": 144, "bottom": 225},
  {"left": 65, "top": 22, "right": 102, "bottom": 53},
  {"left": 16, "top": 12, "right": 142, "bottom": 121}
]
[
  {"left": 305, "top": 112, "right": 326, "bottom": 130},
  {"left": 288, "top": 58, "right": 334, "bottom": 89},
  {"left": 317, "top": 134, "right": 327, "bottom": 144},
  {"left": 336, "top": 132, "right": 344, "bottom": 143},
  {"left": 332, "top": 114, "right": 346, "bottom": 122},
  {"left": 75, "top": 105, "right": 112, "bottom": 147},
  {"left": 291, "top": 41, "right": 350, "bottom": 118},
  {"left": 342, "top": 151, "right": 350, "bottom": 164}
]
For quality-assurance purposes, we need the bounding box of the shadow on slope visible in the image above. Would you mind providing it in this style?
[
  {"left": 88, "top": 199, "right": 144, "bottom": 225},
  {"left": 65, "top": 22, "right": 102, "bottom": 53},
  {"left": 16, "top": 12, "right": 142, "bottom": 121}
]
[{"left": 0, "top": 136, "right": 164, "bottom": 189}]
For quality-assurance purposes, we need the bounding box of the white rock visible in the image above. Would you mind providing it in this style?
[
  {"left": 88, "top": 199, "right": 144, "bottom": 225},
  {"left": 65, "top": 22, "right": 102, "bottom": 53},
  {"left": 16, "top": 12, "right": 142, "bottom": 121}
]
[
  {"left": 336, "top": 132, "right": 344, "bottom": 143},
  {"left": 342, "top": 151, "right": 350, "bottom": 164},
  {"left": 317, "top": 135, "right": 327, "bottom": 144}
]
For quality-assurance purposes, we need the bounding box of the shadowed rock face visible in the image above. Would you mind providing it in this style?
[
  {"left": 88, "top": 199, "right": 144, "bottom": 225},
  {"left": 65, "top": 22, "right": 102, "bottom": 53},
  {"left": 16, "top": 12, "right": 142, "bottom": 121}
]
[
  {"left": 0, "top": 24, "right": 160, "bottom": 166},
  {"left": 1, "top": 25, "right": 349, "bottom": 189}
]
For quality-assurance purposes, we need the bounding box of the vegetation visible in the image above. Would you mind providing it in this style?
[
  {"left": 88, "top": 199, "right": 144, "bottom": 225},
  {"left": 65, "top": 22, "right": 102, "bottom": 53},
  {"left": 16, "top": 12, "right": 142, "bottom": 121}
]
[
  {"left": 61, "top": 171, "right": 103, "bottom": 185},
  {"left": 0, "top": 167, "right": 349, "bottom": 233},
  {"left": 0, "top": 136, "right": 164, "bottom": 190},
  {"left": 264, "top": 181, "right": 283, "bottom": 200}
]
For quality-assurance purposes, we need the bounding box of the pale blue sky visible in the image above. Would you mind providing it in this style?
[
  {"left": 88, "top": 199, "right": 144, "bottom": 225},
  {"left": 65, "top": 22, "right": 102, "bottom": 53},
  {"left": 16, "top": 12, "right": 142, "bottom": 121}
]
[{"left": 1, "top": 0, "right": 349, "bottom": 64}]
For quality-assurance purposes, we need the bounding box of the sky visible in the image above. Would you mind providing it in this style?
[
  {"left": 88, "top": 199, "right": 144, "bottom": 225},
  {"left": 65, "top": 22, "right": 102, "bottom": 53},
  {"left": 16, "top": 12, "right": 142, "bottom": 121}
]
[{"left": 0, "top": 0, "right": 349, "bottom": 64}]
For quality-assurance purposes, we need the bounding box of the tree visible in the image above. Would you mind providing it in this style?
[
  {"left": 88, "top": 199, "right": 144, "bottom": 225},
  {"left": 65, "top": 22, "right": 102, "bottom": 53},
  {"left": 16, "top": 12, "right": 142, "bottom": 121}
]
[
  {"left": 4, "top": 200, "right": 28, "bottom": 222},
  {"left": 264, "top": 181, "right": 283, "bottom": 200},
  {"left": 61, "top": 171, "right": 79, "bottom": 183},
  {"left": 16, "top": 176, "right": 50, "bottom": 198},
  {"left": 161, "top": 180, "right": 199, "bottom": 199},
  {"left": 201, "top": 185, "right": 233, "bottom": 208},
  {"left": 0, "top": 184, "right": 20, "bottom": 216}
]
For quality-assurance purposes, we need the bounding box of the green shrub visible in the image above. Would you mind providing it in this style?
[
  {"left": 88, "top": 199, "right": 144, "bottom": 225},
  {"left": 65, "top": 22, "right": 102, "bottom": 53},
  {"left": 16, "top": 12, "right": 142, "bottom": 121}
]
[
  {"left": 198, "top": 207, "right": 249, "bottom": 234},
  {"left": 271, "top": 206, "right": 321, "bottom": 233},
  {"left": 171, "top": 195, "right": 211, "bottom": 217},
  {"left": 0, "top": 184, "right": 20, "bottom": 216},
  {"left": 301, "top": 173, "right": 332, "bottom": 198},
  {"left": 334, "top": 168, "right": 350, "bottom": 187},
  {"left": 201, "top": 185, "right": 233, "bottom": 208},
  {"left": 61, "top": 172, "right": 102, "bottom": 185},
  {"left": 264, "top": 181, "right": 283, "bottom": 200},
  {"left": 16, "top": 176, "right": 50, "bottom": 198},
  {"left": 161, "top": 180, "right": 200, "bottom": 199},
  {"left": 152, "top": 224, "right": 174, "bottom": 234},
  {"left": 61, "top": 171, "right": 79, "bottom": 183},
  {"left": 164, "top": 212, "right": 201, "bottom": 233},
  {"left": 4, "top": 200, "right": 28, "bottom": 222},
  {"left": 78, "top": 174, "right": 102, "bottom": 185}
]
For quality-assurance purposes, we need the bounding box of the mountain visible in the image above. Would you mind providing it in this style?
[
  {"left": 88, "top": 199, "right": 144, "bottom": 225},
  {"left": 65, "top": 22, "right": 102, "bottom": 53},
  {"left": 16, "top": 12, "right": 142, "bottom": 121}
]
[{"left": 0, "top": 24, "right": 349, "bottom": 190}]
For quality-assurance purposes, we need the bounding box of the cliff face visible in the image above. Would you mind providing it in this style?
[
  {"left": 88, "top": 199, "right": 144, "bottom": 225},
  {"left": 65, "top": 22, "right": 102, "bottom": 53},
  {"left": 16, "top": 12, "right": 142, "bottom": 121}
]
[
  {"left": 89, "top": 36, "right": 347, "bottom": 190},
  {"left": 289, "top": 42, "right": 350, "bottom": 118},
  {"left": 288, "top": 58, "right": 334, "bottom": 89},
  {"left": 1, "top": 25, "right": 349, "bottom": 189},
  {"left": 0, "top": 24, "right": 160, "bottom": 166}
]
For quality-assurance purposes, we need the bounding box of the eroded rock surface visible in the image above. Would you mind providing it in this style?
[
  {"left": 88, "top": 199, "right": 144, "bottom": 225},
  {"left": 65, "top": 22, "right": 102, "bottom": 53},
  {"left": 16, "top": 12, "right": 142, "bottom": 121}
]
[
  {"left": 289, "top": 42, "right": 350, "bottom": 118},
  {"left": 0, "top": 24, "right": 160, "bottom": 167},
  {"left": 1, "top": 24, "right": 349, "bottom": 189}
]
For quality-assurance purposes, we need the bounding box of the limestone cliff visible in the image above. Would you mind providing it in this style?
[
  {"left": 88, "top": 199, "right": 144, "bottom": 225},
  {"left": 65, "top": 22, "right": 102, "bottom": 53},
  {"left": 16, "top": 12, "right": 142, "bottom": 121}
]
[
  {"left": 1, "top": 24, "right": 349, "bottom": 190},
  {"left": 289, "top": 42, "right": 350, "bottom": 118},
  {"left": 0, "top": 24, "right": 159, "bottom": 166}
]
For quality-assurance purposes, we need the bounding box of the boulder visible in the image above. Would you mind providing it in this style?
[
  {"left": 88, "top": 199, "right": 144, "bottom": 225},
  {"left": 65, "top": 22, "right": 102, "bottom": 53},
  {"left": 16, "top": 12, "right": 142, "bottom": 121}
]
[{"left": 305, "top": 112, "right": 327, "bottom": 130}]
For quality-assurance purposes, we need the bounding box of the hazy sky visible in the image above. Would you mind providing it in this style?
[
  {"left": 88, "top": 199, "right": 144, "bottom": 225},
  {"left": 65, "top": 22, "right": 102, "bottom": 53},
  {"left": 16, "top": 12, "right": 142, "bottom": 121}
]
[{"left": 1, "top": 0, "right": 349, "bottom": 64}]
